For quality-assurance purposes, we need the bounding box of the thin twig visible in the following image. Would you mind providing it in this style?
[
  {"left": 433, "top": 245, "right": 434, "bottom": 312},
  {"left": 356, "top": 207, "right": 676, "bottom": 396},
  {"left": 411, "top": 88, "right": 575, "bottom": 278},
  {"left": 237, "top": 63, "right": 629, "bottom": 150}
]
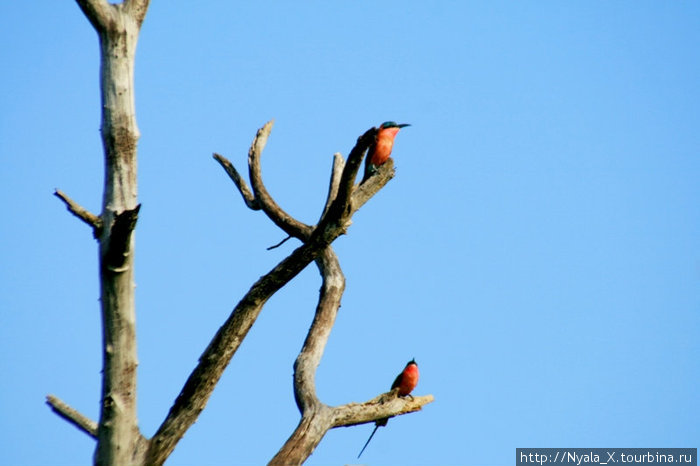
[
  {"left": 267, "top": 235, "right": 293, "bottom": 250},
  {"left": 213, "top": 153, "right": 259, "bottom": 210},
  {"left": 54, "top": 189, "right": 102, "bottom": 235},
  {"left": 46, "top": 395, "right": 98, "bottom": 439}
]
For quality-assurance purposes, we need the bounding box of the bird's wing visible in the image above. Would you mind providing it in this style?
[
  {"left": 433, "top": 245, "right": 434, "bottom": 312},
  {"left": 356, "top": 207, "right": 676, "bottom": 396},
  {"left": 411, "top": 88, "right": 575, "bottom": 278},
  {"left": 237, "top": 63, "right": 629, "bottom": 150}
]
[
  {"left": 390, "top": 371, "right": 403, "bottom": 390},
  {"left": 361, "top": 134, "right": 378, "bottom": 183}
]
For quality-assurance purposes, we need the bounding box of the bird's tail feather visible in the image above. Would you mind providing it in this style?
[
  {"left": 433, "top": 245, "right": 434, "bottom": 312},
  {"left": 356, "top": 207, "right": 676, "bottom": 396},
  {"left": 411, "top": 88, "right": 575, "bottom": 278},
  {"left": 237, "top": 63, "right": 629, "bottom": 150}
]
[{"left": 357, "top": 424, "right": 381, "bottom": 458}]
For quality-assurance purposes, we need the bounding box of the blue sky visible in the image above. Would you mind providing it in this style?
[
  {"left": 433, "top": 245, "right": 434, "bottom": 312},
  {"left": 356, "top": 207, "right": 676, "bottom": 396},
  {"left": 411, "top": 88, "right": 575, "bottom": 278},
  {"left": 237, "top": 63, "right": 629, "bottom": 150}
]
[{"left": 1, "top": 1, "right": 698, "bottom": 465}]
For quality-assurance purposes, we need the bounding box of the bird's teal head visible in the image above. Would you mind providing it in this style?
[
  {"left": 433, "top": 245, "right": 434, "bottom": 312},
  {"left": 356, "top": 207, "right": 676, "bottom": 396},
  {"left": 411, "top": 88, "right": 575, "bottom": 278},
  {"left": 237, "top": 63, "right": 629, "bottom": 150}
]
[{"left": 380, "top": 121, "right": 411, "bottom": 129}]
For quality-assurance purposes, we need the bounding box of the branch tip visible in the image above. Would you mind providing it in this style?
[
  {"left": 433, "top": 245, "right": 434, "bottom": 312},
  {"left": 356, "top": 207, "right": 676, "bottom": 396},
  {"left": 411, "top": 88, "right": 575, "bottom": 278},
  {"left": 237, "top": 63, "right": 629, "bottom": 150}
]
[
  {"left": 319, "top": 153, "right": 346, "bottom": 221},
  {"left": 333, "top": 393, "right": 434, "bottom": 428},
  {"left": 317, "top": 126, "right": 377, "bottom": 231},
  {"left": 46, "top": 394, "right": 98, "bottom": 439},
  {"left": 246, "top": 121, "right": 312, "bottom": 239},
  {"left": 54, "top": 189, "right": 102, "bottom": 235},
  {"left": 213, "top": 152, "right": 259, "bottom": 210},
  {"left": 267, "top": 235, "right": 293, "bottom": 250}
]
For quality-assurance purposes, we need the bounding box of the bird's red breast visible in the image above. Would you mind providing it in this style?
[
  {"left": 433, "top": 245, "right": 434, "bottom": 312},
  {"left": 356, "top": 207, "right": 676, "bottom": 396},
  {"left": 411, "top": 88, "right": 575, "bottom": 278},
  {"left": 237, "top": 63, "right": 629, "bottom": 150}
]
[
  {"left": 369, "top": 126, "right": 401, "bottom": 166},
  {"left": 394, "top": 362, "right": 419, "bottom": 396}
]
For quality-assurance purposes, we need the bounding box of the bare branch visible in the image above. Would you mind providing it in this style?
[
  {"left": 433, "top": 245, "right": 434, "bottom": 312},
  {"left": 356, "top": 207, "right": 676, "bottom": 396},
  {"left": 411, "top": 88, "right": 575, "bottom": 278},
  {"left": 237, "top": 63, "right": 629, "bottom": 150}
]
[
  {"left": 332, "top": 394, "right": 434, "bottom": 428},
  {"left": 147, "top": 241, "right": 325, "bottom": 465},
  {"left": 271, "top": 394, "right": 433, "bottom": 466},
  {"left": 271, "top": 390, "right": 433, "bottom": 465},
  {"left": 46, "top": 395, "right": 98, "bottom": 439},
  {"left": 270, "top": 247, "right": 343, "bottom": 465},
  {"left": 54, "top": 189, "right": 102, "bottom": 236},
  {"left": 269, "top": 407, "right": 334, "bottom": 466},
  {"left": 269, "top": 247, "right": 343, "bottom": 465},
  {"left": 350, "top": 158, "right": 395, "bottom": 212},
  {"left": 293, "top": 247, "right": 345, "bottom": 413},
  {"left": 319, "top": 153, "right": 345, "bottom": 221},
  {"left": 75, "top": 0, "right": 114, "bottom": 32},
  {"left": 215, "top": 122, "right": 313, "bottom": 240},
  {"left": 320, "top": 127, "right": 377, "bottom": 227},
  {"left": 213, "top": 153, "right": 259, "bottom": 210},
  {"left": 247, "top": 120, "right": 313, "bottom": 240},
  {"left": 267, "top": 235, "right": 293, "bottom": 251}
]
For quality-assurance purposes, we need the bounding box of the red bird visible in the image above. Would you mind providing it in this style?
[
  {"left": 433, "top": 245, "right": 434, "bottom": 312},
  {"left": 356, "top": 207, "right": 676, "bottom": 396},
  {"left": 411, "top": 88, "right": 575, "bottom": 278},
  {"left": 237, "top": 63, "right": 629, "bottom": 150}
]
[
  {"left": 357, "top": 359, "right": 419, "bottom": 458},
  {"left": 361, "top": 121, "right": 410, "bottom": 183}
]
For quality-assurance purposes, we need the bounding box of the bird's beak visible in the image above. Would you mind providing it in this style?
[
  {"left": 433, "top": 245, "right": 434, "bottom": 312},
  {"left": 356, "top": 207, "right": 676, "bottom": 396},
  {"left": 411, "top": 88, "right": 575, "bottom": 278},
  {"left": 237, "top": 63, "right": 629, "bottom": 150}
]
[{"left": 398, "top": 123, "right": 411, "bottom": 128}]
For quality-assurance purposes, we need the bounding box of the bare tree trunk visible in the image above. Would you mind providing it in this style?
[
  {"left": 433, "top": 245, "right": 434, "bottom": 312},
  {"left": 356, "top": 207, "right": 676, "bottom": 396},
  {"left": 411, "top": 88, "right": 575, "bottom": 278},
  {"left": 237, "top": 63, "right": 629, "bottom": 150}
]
[{"left": 72, "top": 1, "right": 149, "bottom": 464}]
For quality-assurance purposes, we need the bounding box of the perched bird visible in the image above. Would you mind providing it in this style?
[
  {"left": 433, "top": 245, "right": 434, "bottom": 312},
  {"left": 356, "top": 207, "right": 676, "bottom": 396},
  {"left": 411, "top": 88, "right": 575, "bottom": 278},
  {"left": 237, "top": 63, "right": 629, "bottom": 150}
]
[
  {"left": 361, "top": 121, "right": 410, "bottom": 183},
  {"left": 357, "top": 359, "right": 419, "bottom": 458}
]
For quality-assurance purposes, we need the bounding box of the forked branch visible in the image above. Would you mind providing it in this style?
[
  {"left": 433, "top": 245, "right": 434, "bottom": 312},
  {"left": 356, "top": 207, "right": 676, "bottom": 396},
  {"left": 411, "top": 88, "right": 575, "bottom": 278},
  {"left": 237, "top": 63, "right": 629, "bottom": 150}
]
[
  {"left": 265, "top": 131, "right": 434, "bottom": 464},
  {"left": 75, "top": 0, "right": 149, "bottom": 31},
  {"left": 146, "top": 122, "right": 384, "bottom": 465},
  {"left": 270, "top": 244, "right": 434, "bottom": 465},
  {"left": 75, "top": 0, "right": 114, "bottom": 31},
  {"left": 213, "top": 153, "right": 259, "bottom": 210}
]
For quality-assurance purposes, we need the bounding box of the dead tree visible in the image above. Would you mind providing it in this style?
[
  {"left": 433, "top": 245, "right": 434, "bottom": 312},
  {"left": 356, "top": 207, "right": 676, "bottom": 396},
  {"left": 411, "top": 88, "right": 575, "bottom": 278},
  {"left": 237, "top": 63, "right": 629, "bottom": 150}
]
[{"left": 47, "top": 1, "right": 433, "bottom": 465}]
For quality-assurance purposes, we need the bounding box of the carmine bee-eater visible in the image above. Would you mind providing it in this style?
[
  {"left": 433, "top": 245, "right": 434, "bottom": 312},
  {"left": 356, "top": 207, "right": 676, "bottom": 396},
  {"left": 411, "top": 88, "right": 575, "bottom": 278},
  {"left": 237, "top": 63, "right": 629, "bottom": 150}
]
[
  {"left": 361, "top": 121, "right": 410, "bottom": 183},
  {"left": 357, "top": 359, "right": 419, "bottom": 458}
]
